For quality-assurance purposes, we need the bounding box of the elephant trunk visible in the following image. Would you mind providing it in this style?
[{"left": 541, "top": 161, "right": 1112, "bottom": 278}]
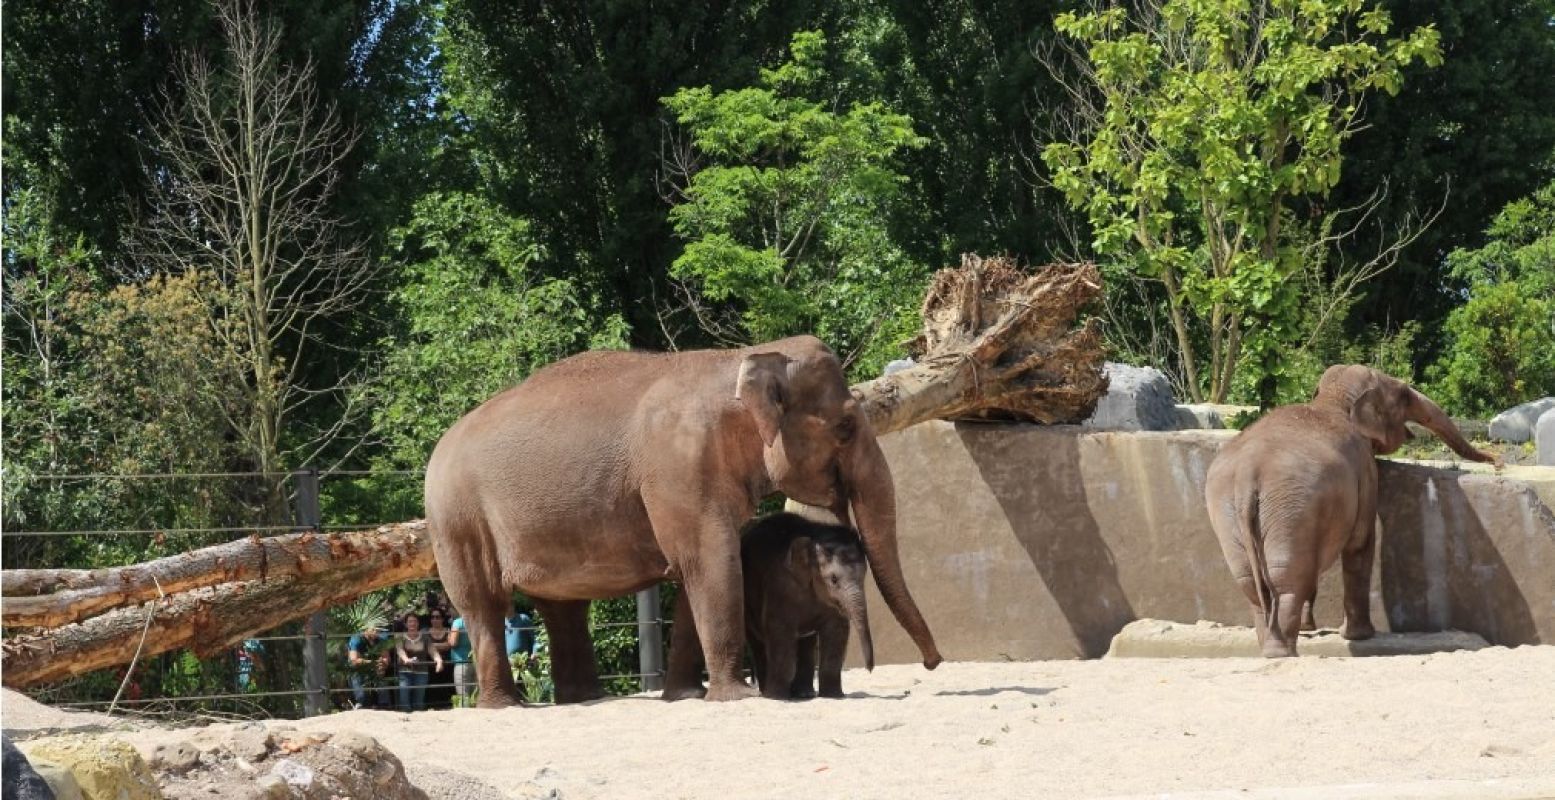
[
  {"left": 1409, "top": 389, "right": 1497, "bottom": 464},
  {"left": 843, "top": 586, "right": 874, "bottom": 671},
  {"left": 838, "top": 428, "right": 942, "bottom": 670}
]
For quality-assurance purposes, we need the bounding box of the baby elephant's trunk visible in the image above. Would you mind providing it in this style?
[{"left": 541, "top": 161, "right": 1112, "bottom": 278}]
[{"left": 845, "top": 587, "right": 874, "bottom": 671}]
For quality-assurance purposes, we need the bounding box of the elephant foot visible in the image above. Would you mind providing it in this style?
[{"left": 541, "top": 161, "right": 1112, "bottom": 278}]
[
  {"left": 476, "top": 689, "right": 524, "bottom": 709},
  {"left": 661, "top": 683, "right": 707, "bottom": 702},
  {"left": 554, "top": 684, "right": 607, "bottom": 704},
  {"left": 790, "top": 684, "right": 817, "bottom": 700},
  {"left": 817, "top": 687, "right": 844, "bottom": 699},
  {"left": 1342, "top": 620, "right": 1376, "bottom": 641},
  {"left": 704, "top": 681, "right": 759, "bottom": 702},
  {"left": 1260, "top": 641, "right": 1298, "bottom": 658}
]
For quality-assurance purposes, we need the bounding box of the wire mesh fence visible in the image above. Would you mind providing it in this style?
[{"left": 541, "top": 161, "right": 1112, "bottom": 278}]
[{"left": 1, "top": 467, "right": 671, "bottom": 720}]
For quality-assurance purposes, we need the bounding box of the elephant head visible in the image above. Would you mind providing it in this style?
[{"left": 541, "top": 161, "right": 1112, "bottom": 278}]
[
  {"left": 805, "top": 531, "right": 874, "bottom": 671},
  {"left": 1314, "top": 365, "right": 1498, "bottom": 464},
  {"left": 736, "top": 339, "right": 943, "bottom": 669}
]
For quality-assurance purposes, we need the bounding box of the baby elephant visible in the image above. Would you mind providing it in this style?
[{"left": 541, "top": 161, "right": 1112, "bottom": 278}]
[{"left": 742, "top": 513, "right": 874, "bottom": 699}]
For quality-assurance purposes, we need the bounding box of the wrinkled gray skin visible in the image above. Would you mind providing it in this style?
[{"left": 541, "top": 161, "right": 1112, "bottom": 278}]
[
  {"left": 1204, "top": 365, "right": 1498, "bottom": 657},
  {"left": 424, "top": 336, "right": 940, "bottom": 707},
  {"left": 742, "top": 513, "right": 874, "bottom": 700}
]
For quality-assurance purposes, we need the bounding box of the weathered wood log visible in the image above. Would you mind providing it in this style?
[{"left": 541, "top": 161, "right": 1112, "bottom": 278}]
[
  {"left": 0, "top": 255, "right": 1105, "bottom": 688},
  {"left": 1, "top": 528, "right": 419, "bottom": 628},
  {"left": 0, "top": 523, "right": 434, "bottom": 688},
  {"left": 856, "top": 255, "right": 1107, "bottom": 434}
]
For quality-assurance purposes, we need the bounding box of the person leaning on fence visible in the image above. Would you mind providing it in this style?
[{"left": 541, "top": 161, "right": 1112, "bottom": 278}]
[
  {"left": 396, "top": 610, "right": 442, "bottom": 711},
  {"left": 426, "top": 607, "right": 456, "bottom": 709},
  {"left": 346, "top": 624, "right": 391, "bottom": 709},
  {"left": 449, "top": 610, "right": 475, "bottom": 707}
]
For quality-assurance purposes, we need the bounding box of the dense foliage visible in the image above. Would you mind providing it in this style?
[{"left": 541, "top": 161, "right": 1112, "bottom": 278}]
[
  {"left": 1042, "top": 0, "right": 1441, "bottom": 404},
  {"left": 1427, "top": 181, "right": 1555, "bottom": 415},
  {"left": 4, "top": 0, "right": 1553, "bottom": 712}
]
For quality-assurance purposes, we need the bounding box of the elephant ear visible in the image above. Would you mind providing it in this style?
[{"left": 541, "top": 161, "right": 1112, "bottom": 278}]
[
  {"left": 1349, "top": 388, "right": 1396, "bottom": 451},
  {"left": 736, "top": 352, "right": 792, "bottom": 447}
]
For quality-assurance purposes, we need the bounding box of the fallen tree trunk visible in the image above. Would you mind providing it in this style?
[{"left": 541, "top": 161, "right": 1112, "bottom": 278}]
[
  {"left": 2, "top": 528, "right": 423, "bottom": 628},
  {"left": 856, "top": 255, "right": 1105, "bottom": 434},
  {"left": 1, "top": 256, "right": 1104, "bottom": 688},
  {"left": 0, "top": 523, "right": 434, "bottom": 688}
]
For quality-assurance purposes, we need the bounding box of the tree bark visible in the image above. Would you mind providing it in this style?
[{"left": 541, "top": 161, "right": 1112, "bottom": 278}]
[
  {"left": 0, "top": 256, "right": 1105, "bottom": 689},
  {"left": 1, "top": 524, "right": 433, "bottom": 688},
  {"left": 857, "top": 255, "right": 1107, "bottom": 434},
  {"left": 1, "top": 526, "right": 429, "bottom": 629}
]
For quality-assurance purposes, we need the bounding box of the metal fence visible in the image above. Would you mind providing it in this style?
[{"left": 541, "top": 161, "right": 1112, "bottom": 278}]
[{"left": 1, "top": 467, "right": 668, "bottom": 717}]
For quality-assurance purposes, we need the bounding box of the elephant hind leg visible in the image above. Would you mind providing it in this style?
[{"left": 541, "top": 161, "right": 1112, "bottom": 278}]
[
  {"left": 663, "top": 585, "right": 707, "bottom": 702},
  {"left": 533, "top": 598, "right": 605, "bottom": 704},
  {"left": 434, "top": 524, "right": 522, "bottom": 708}
]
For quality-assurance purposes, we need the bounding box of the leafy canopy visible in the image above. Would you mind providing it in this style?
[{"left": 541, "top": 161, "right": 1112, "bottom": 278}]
[
  {"left": 664, "top": 31, "right": 929, "bottom": 378},
  {"left": 1042, "top": 0, "right": 1440, "bottom": 403},
  {"left": 1427, "top": 180, "right": 1555, "bottom": 416},
  {"left": 368, "top": 191, "right": 628, "bottom": 473}
]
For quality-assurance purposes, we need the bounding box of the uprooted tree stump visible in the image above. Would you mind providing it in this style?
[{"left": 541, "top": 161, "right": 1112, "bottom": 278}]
[{"left": 0, "top": 255, "right": 1105, "bottom": 689}]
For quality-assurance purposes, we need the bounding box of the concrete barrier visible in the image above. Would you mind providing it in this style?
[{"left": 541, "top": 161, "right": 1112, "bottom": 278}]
[{"left": 858, "top": 421, "right": 1555, "bottom": 665}]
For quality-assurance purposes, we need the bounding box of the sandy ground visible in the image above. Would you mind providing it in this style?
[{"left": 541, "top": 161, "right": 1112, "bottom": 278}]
[{"left": 7, "top": 647, "right": 1555, "bottom": 799}]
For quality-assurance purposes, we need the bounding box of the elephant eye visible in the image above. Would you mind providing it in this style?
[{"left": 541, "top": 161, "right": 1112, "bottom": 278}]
[{"left": 835, "top": 416, "right": 857, "bottom": 443}]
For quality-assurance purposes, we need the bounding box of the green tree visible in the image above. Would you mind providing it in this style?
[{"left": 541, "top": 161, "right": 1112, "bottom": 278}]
[
  {"left": 367, "top": 191, "right": 628, "bottom": 477},
  {"left": 1334, "top": 0, "right": 1555, "bottom": 346},
  {"left": 663, "top": 31, "right": 929, "bottom": 378},
  {"left": 1427, "top": 181, "right": 1555, "bottom": 416},
  {"left": 1041, "top": 0, "right": 1441, "bottom": 404},
  {"left": 436, "top": 0, "right": 862, "bottom": 345}
]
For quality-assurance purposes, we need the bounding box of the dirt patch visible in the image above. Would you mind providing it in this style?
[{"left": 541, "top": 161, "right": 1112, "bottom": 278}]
[{"left": 7, "top": 649, "right": 1555, "bottom": 798}]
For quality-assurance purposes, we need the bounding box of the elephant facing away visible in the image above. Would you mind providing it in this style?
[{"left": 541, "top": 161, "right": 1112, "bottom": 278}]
[
  {"left": 423, "top": 336, "right": 941, "bottom": 707},
  {"left": 742, "top": 513, "right": 874, "bottom": 700},
  {"left": 1203, "top": 365, "right": 1498, "bottom": 657}
]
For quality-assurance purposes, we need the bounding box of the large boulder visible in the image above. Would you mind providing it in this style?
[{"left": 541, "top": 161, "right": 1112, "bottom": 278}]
[
  {"left": 144, "top": 727, "right": 428, "bottom": 800},
  {"left": 1538, "top": 407, "right": 1555, "bottom": 467},
  {"left": 1083, "top": 363, "right": 1178, "bottom": 431},
  {"left": 1488, "top": 397, "right": 1555, "bottom": 443},
  {"left": 17, "top": 734, "right": 161, "bottom": 800},
  {"left": 3, "top": 733, "right": 58, "bottom": 800}
]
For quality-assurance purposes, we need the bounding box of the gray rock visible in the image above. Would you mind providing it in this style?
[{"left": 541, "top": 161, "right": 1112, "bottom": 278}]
[
  {"left": 882, "top": 358, "right": 915, "bottom": 376},
  {"left": 149, "top": 741, "right": 201, "bottom": 775},
  {"left": 271, "top": 759, "right": 316, "bottom": 790},
  {"left": 1083, "top": 363, "right": 1179, "bottom": 431},
  {"left": 3, "top": 733, "right": 57, "bottom": 800},
  {"left": 254, "top": 774, "right": 291, "bottom": 799},
  {"left": 1538, "top": 407, "right": 1555, "bottom": 467},
  {"left": 1487, "top": 397, "right": 1555, "bottom": 443},
  {"left": 227, "top": 727, "right": 273, "bottom": 762}
]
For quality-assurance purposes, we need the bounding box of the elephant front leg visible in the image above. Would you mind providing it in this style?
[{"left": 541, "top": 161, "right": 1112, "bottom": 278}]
[
  {"left": 760, "top": 629, "right": 798, "bottom": 700},
  {"left": 644, "top": 494, "right": 755, "bottom": 702},
  {"left": 685, "top": 548, "right": 758, "bottom": 701},
  {"left": 662, "top": 585, "right": 707, "bottom": 701},
  {"left": 1340, "top": 519, "right": 1378, "bottom": 641},
  {"left": 532, "top": 598, "right": 606, "bottom": 703},
  {"left": 790, "top": 633, "right": 818, "bottom": 699},
  {"left": 815, "top": 620, "right": 849, "bottom": 698}
]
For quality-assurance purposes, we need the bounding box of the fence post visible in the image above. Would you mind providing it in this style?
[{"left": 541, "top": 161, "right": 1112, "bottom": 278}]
[
  {"left": 636, "top": 586, "right": 664, "bottom": 693},
  {"left": 294, "top": 466, "right": 329, "bottom": 717}
]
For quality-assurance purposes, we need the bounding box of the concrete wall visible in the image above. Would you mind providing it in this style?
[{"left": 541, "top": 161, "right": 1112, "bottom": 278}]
[{"left": 858, "top": 421, "right": 1555, "bottom": 665}]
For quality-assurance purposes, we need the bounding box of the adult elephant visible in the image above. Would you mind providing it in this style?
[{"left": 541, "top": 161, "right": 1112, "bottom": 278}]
[
  {"left": 1203, "top": 365, "right": 1498, "bottom": 657},
  {"left": 424, "top": 336, "right": 942, "bottom": 706}
]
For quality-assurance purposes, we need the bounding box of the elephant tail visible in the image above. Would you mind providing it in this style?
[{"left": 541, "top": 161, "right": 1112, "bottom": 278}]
[{"left": 1241, "top": 489, "right": 1277, "bottom": 629}]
